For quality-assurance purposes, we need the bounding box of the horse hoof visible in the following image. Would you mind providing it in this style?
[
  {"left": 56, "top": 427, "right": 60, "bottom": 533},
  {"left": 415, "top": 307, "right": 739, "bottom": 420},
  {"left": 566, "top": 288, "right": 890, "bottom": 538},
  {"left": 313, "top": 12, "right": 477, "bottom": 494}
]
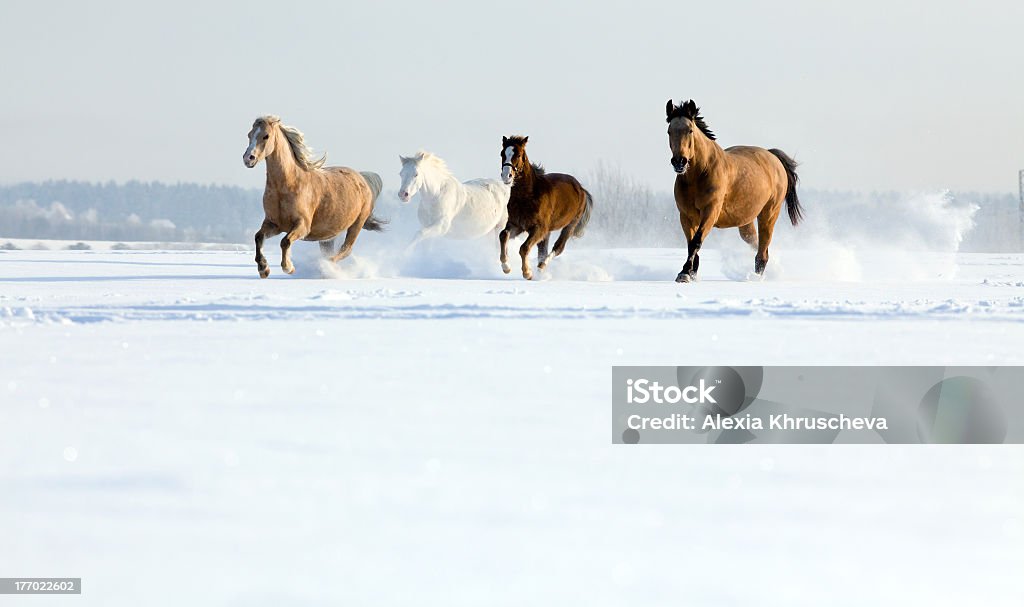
[
  {"left": 538, "top": 261, "right": 548, "bottom": 271},
  {"left": 675, "top": 272, "right": 692, "bottom": 283},
  {"left": 501, "top": 262, "right": 512, "bottom": 274},
  {"left": 523, "top": 270, "right": 534, "bottom": 280},
  {"left": 258, "top": 266, "right": 270, "bottom": 279},
  {"left": 282, "top": 264, "right": 295, "bottom": 275}
]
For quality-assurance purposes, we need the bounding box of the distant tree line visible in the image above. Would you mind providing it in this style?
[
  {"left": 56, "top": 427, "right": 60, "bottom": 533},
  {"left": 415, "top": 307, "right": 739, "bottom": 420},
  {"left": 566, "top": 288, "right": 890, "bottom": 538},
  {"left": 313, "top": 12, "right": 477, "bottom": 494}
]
[{"left": 0, "top": 180, "right": 262, "bottom": 243}]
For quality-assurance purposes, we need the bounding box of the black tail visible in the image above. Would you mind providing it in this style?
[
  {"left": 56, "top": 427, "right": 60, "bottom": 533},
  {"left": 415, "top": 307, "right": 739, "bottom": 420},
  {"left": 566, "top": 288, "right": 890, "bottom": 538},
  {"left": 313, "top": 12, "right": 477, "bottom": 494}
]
[
  {"left": 573, "top": 189, "right": 594, "bottom": 237},
  {"left": 768, "top": 148, "right": 802, "bottom": 226},
  {"left": 359, "top": 171, "right": 388, "bottom": 232},
  {"left": 363, "top": 215, "right": 388, "bottom": 232}
]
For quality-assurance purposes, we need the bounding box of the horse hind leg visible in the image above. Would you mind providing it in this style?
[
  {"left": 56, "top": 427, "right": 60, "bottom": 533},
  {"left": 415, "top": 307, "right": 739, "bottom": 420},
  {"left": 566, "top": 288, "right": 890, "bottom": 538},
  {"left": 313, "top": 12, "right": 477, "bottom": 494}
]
[
  {"left": 548, "top": 220, "right": 577, "bottom": 261},
  {"left": 330, "top": 208, "right": 375, "bottom": 264},
  {"left": 330, "top": 223, "right": 361, "bottom": 263},
  {"left": 754, "top": 205, "right": 782, "bottom": 275},
  {"left": 540, "top": 222, "right": 573, "bottom": 270}
]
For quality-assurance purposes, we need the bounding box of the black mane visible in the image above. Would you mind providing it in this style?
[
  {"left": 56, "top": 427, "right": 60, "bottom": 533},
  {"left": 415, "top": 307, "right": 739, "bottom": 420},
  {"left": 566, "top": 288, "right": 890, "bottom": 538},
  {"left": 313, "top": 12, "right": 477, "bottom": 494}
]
[
  {"left": 530, "top": 162, "right": 545, "bottom": 176},
  {"left": 666, "top": 100, "right": 716, "bottom": 141}
]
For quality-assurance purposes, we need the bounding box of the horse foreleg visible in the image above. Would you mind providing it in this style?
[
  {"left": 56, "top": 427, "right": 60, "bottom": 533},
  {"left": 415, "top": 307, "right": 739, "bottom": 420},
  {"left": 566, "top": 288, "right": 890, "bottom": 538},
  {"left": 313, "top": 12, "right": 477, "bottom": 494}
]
[
  {"left": 675, "top": 213, "right": 698, "bottom": 283},
  {"left": 407, "top": 220, "right": 451, "bottom": 253},
  {"left": 677, "top": 206, "right": 719, "bottom": 283},
  {"left": 499, "top": 223, "right": 522, "bottom": 274},
  {"left": 318, "top": 239, "right": 336, "bottom": 258},
  {"left": 280, "top": 220, "right": 310, "bottom": 275},
  {"left": 255, "top": 219, "right": 281, "bottom": 279},
  {"left": 738, "top": 222, "right": 758, "bottom": 250},
  {"left": 519, "top": 229, "right": 545, "bottom": 280},
  {"left": 677, "top": 239, "right": 699, "bottom": 283},
  {"left": 493, "top": 225, "right": 504, "bottom": 258},
  {"left": 499, "top": 228, "right": 511, "bottom": 274},
  {"left": 536, "top": 236, "right": 551, "bottom": 270}
]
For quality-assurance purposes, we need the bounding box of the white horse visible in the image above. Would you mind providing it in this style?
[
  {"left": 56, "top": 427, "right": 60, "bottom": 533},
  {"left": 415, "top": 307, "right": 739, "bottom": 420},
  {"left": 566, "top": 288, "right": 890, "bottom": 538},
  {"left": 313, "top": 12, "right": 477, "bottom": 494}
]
[{"left": 398, "top": 151, "right": 510, "bottom": 248}]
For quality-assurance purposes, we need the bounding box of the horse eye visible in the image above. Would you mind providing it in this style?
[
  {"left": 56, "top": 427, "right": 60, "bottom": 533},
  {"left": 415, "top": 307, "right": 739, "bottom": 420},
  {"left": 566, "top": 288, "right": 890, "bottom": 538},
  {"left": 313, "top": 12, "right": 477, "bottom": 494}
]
[{"left": 263, "top": 135, "right": 269, "bottom": 140}]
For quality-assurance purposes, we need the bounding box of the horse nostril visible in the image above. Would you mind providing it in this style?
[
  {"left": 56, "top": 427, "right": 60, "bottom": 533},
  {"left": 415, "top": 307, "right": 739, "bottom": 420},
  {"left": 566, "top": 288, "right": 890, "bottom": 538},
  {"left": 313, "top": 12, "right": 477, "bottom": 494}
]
[{"left": 248, "top": 155, "right": 255, "bottom": 161}]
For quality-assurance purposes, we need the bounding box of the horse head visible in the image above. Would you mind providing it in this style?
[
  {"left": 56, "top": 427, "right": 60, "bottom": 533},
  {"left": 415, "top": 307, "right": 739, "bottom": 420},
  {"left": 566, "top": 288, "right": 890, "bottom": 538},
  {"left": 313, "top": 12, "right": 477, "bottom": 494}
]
[
  {"left": 500, "top": 135, "right": 529, "bottom": 185},
  {"left": 665, "top": 100, "right": 715, "bottom": 175},
  {"left": 398, "top": 154, "right": 424, "bottom": 203},
  {"left": 242, "top": 116, "right": 281, "bottom": 168}
]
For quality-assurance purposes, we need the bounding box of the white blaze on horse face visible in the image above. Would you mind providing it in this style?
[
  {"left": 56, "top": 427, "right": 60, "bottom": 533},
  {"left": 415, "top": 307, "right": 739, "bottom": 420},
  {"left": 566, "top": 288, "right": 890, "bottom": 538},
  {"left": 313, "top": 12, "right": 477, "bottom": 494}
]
[
  {"left": 243, "top": 126, "right": 263, "bottom": 167},
  {"left": 501, "top": 146, "right": 515, "bottom": 184}
]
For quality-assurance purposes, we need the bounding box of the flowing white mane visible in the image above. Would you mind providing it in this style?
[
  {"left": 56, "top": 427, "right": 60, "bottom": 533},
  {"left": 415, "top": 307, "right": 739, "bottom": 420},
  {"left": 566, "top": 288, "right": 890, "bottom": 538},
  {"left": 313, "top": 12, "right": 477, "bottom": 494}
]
[
  {"left": 400, "top": 150, "right": 453, "bottom": 182},
  {"left": 254, "top": 115, "right": 327, "bottom": 171}
]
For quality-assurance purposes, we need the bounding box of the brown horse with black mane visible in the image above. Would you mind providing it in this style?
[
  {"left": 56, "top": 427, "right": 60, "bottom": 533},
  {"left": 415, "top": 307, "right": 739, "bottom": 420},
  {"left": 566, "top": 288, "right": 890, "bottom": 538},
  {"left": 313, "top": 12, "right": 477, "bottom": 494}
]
[
  {"left": 498, "top": 136, "right": 593, "bottom": 280},
  {"left": 666, "top": 99, "right": 802, "bottom": 282}
]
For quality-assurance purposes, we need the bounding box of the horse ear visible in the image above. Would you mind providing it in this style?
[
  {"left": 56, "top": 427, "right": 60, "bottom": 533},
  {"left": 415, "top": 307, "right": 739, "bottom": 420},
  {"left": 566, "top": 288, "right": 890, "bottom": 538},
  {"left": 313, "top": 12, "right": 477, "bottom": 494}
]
[
  {"left": 502, "top": 136, "right": 508, "bottom": 146},
  {"left": 522, "top": 136, "right": 528, "bottom": 144},
  {"left": 683, "top": 99, "right": 698, "bottom": 118},
  {"left": 666, "top": 99, "right": 674, "bottom": 117}
]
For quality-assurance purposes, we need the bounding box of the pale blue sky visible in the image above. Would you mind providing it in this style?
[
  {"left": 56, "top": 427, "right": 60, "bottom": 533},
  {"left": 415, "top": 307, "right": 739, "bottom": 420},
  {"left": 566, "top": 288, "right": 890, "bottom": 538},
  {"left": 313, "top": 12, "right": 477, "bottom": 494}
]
[{"left": 1, "top": 0, "right": 1021, "bottom": 192}]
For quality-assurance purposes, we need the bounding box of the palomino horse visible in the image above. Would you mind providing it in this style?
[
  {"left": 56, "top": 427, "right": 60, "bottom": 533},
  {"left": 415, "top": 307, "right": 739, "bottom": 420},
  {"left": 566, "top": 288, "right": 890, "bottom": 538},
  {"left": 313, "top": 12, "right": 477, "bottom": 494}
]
[
  {"left": 398, "top": 151, "right": 509, "bottom": 248},
  {"left": 666, "top": 100, "right": 802, "bottom": 282},
  {"left": 498, "top": 136, "right": 593, "bottom": 280},
  {"left": 242, "top": 115, "right": 386, "bottom": 278}
]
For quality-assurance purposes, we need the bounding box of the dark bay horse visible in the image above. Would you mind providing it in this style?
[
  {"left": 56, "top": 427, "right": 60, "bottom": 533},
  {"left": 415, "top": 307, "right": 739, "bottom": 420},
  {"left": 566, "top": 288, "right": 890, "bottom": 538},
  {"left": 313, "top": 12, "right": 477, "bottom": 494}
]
[
  {"left": 666, "top": 100, "right": 802, "bottom": 282},
  {"left": 498, "top": 136, "right": 593, "bottom": 280},
  {"left": 243, "top": 115, "right": 386, "bottom": 278}
]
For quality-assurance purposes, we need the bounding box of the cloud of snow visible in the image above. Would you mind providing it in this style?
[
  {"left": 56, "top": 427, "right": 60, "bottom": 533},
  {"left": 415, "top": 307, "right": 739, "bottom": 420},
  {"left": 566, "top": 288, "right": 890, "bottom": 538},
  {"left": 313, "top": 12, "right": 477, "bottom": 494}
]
[
  {"left": 292, "top": 194, "right": 510, "bottom": 280},
  {"left": 713, "top": 191, "right": 978, "bottom": 282},
  {"left": 289, "top": 189, "right": 978, "bottom": 284}
]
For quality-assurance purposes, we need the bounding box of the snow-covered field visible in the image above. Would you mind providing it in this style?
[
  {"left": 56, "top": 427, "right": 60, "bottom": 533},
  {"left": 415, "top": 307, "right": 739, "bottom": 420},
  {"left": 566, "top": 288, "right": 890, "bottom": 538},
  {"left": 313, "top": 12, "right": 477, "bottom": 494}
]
[{"left": 1, "top": 242, "right": 1022, "bottom": 606}]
